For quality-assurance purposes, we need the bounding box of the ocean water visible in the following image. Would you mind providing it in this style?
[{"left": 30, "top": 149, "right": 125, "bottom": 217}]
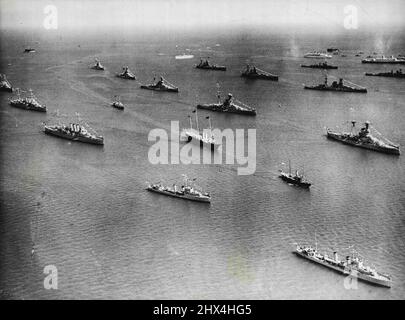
[{"left": 0, "top": 27, "right": 404, "bottom": 299}]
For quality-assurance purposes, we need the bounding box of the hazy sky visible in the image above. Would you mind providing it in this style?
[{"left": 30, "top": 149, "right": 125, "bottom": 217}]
[{"left": 1, "top": 0, "right": 404, "bottom": 31}]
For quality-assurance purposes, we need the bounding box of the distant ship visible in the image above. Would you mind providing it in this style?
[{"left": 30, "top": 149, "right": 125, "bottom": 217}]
[
  {"left": 365, "top": 69, "right": 405, "bottom": 78},
  {"left": 116, "top": 66, "right": 136, "bottom": 80},
  {"left": 294, "top": 243, "right": 392, "bottom": 288},
  {"left": 326, "top": 121, "right": 400, "bottom": 155},
  {"left": 140, "top": 76, "right": 179, "bottom": 92},
  {"left": 279, "top": 160, "right": 311, "bottom": 188},
  {"left": 175, "top": 54, "right": 194, "bottom": 60},
  {"left": 304, "top": 52, "right": 332, "bottom": 59},
  {"left": 147, "top": 175, "right": 211, "bottom": 203},
  {"left": 362, "top": 55, "right": 405, "bottom": 64},
  {"left": 9, "top": 88, "right": 46, "bottom": 112},
  {"left": 44, "top": 116, "right": 104, "bottom": 145},
  {"left": 24, "top": 48, "right": 35, "bottom": 53},
  {"left": 241, "top": 65, "right": 278, "bottom": 81},
  {"left": 301, "top": 62, "right": 338, "bottom": 69},
  {"left": 0, "top": 74, "right": 13, "bottom": 92},
  {"left": 111, "top": 96, "right": 124, "bottom": 110},
  {"left": 197, "top": 92, "right": 256, "bottom": 116},
  {"left": 91, "top": 59, "right": 105, "bottom": 70},
  {"left": 195, "top": 58, "right": 226, "bottom": 71},
  {"left": 304, "top": 75, "right": 367, "bottom": 93},
  {"left": 327, "top": 48, "right": 339, "bottom": 53}
]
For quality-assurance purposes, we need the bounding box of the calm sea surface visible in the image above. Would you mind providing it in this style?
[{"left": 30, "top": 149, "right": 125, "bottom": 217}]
[{"left": 0, "top": 28, "right": 404, "bottom": 299}]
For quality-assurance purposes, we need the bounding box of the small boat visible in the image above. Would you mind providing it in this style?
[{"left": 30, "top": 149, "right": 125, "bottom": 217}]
[
  {"left": 91, "top": 59, "right": 105, "bottom": 70},
  {"left": 304, "top": 52, "right": 332, "bottom": 59},
  {"left": 116, "top": 66, "right": 136, "bottom": 80},
  {"left": 279, "top": 160, "right": 311, "bottom": 188},
  {"left": 197, "top": 92, "right": 256, "bottom": 116},
  {"left": 195, "top": 58, "right": 226, "bottom": 71},
  {"left": 304, "top": 75, "right": 367, "bottom": 93},
  {"left": 9, "top": 88, "right": 46, "bottom": 112},
  {"left": 140, "top": 76, "right": 178, "bottom": 92},
  {"left": 241, "top": 65, "right": 278, "bottom": 81},
  {"left": 365, "top": 69, "right": 405, "bottom": 78},
  {"left": 0, "top": 74, "right": 13, "bottom": 92},
  {"left": 301, "top": 62, "right": 338, "bottom": 69},
  {"left": 111, "top": 96, "right": 124, "bottom": 110}
]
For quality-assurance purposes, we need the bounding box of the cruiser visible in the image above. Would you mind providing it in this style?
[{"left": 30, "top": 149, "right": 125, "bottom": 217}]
[
  {"left": 196, "top": 58, "right": 226, "bottom": 71},
  {"left": 116, "top": 66, "right": 136, "bottom": 80},
  {"left": 140, "top": 76, "right": 179, "bottom": 92},
  {"left": 111, "top": 96, "right": 124, "bottom": 110},
  {"left": 91, "top": 59, "right": 105, "bottom": 70},
  {"left": 365, "top": 69, "right": 405, "bottom": 78},
  {"left": 198, "top": 92, "right": 256, "bottom": 116},
  {"left": 294, "top": 243, "right": 392, "bottom": 288},
  {"left": 9, "top": 88, "right": 46, "bottom": 112},
  {"left": 44, "top": 118, "right": 104, "bottom": 145},
  {"left": 304, "top": 75, "right": 367, "bottom": 93},
  {"left": 304, "top": 52, "right": 332, "bottom": 59},
  {"left": 326, "top": 121, "right": 400, "bottom": 155},
  {"left": 147, "top": 175, "right": 210, "bottom": 203},
  {"left": 362, "top": 55, "right": 405, "bottom": 64},
  {"left": 0, "top": 74, "right": 13, "bottom": 92},
  {"left": 301, "top": 62, "right": 338, "bottom": 69},
  {"left": 279, "top": 160, "right": 311, "bottom": 188},
  {"left": 241, "top": 65, "right": 278, "bottom": 81}
]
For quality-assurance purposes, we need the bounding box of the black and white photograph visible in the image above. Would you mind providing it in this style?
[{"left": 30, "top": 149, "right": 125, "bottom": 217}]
[{"left": 0, "top": 0, "right": 404, "bottom": 303}]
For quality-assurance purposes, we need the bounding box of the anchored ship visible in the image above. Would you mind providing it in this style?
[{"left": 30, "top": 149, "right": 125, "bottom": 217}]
[
  {"left": 91, "top": 59, "right": 105, "bottom": 70},
  {"left": 9, "top": 88, "right": 46, "bottom": 112},
  {"left": 44, "top": 115, "right": 104, "bottom": 145},
  {"left": 327, "top": 48, "right": 339, "bottom": 53},
  {"left": 241, "top": 65, "right": 278, "bottom": 80},
  {"left": 365, "top": 69, "right": 405, "bottom": 78},
  {"left": 0, "top": 74, "right": 13, "bottom": 92},
  {"left": 326, "top": 121, "right": 400, "bottom": 155},
  {"left": 301, "top": 62, "right": 338, "bottom": 69},
  {"left": 279, "top": 160, "right": 311, "bottom": 188},
  {"left": 140, "top": 76, "right": 178, "bottom": 92},
  {"left": 304, "top": 75, "right": 367, "bottom": 93},
  {"left": 111, "top": 96, "right": 124, "bottom": 110},
  {"left": 294, "top": 243, "right": 392, "bottom": 288},
  {"left": 147, "top": 175, "right": 210, "bottom": 203},
  {"left": 304, "top": 51, "right": 332, "bottom": 59},
  {"left": 196, "top": 58, "right": 226, "bottom": 71},
  {"left": 362, "top": 55, "right": 405, "bottom": 64},
  {"left": 24, "top": 48, "right": 35, "bottom": 53},
  {"left": 116, "top": 66, "right": 136, "bottom": 80}
]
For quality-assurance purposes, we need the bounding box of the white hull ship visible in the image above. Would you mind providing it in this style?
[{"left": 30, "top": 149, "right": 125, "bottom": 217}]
[
  {"left": 304, "top": 52, "right": 332, "bottom": 59},
  {"left": 362, "top": 55, "right": 405, "bottom": 64}
]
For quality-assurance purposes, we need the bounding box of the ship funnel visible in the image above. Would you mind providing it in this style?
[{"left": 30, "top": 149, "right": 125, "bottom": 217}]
[
  {"left": 364, "top": 121, "right": 370, "bottom": 130},
  {"left": 333, "top": 251, "right": 338, "bottom": 261}
]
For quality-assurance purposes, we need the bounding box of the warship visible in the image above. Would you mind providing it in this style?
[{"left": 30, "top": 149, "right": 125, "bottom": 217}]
[
  {"left": 279, "top": 160, "right": 311, "bottom": 188},
  {"left": 24, "top": 48, "right": 35, "bottom": 53},
  {"left": 140, "top": 76, "right": 179, "bottom": 92},
  {"left": 116, "top": 66, "right": 136, "bottom": 80},
  {"left": 326, "top": 121, "right": 400, "bottom": 155},
  {"left": 294, "top": 243, "right": 392, "bottom": 288},
  {"left": 365, "top": 69, "right": 405, "bottom": 78},
  {"left": 327, "top": 48, "right": 339, "bottom": 53},
  {"left": 147, "top": 175, "right": 211, "bottom": 203},
  {"left": 9, "top": 89, "right": 46, "bottom": 112},
  {"left": 183, "top": 111, "right": 220, "bottom": 151},
  {"left": 196, "top": 58, "right": 226, "bottom": 71},
  {"left": 304, "top": 52, "right": 332, "bottom": 59},
  {"left": 304, "top": 75, "right": 367, "bottom": 93},
  {"left": 362, "top": 55, "right": 405, "bottom": 64},
  {"left": 91, "top": 59, "right": 105, "bottom": 70},
  {"left": 0, "top": 74, "right": 13, "bottom": 92},
  {"left": 301, "top": 62, "right": 338, "bottom": 69},
  {"left": 111, "top": 96, "right": 124, "bottom": 110},
  {"left": 241, "top": 65, "right": 278, "bottom": 80},
  {"left": 44, "top": 116, "right": 104, "bottom": 145},
  {"left": 197, "top": 92, "right": 256, "bottom": 116}
]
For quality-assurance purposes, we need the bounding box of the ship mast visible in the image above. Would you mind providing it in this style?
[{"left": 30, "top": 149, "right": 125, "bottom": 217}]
[
  {"left": 194, "top": 108, "right": 200, "bottom": 133},
  {"left": 288, "top": 159, "right": 291, "bottom": 175},
  {"left": 188, "top": 115, "right": 193, "bottom": 131},
  {"left": 206, "top": 116, "right": 213, "bottom": 139}
]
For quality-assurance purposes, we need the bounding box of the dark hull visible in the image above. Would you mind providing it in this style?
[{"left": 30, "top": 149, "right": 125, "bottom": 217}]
[
  {"left": 365, "top": 72, "right": 405, "bottom": 78},
  {"left": 44, "top": 127, "right": 104, "bottom": 145},
  {"left": 279, "top": 174, "right": 311, "bottom": 188},
  {"left": 112, "top": 104, "right": 124, "bottom": 110},
  {"left": 241, "top": 73, "right": 278, "bottom": 81},
  {"left": 147, "top": 187, "right": 210, "bottom": 203},
  {"left": 1, "top": 86, "right": 13, "bottom": 92},
  {"left": 91, "top": 66, "right": 105, "bottom": 71},
  {"left": 116, "top": 74, "right": 136, "bottom": 80},
  {"left": 304, "top": 86, "right": 367, "bottom": 93},
  {"left": 10, "top": 102, "right": 46, "bottom": 112},
  {"left": 196, "top": 65, "right": 226, "bottom": 71},
  {"left": 140, "top": 85, "right": 178, "bottom": 92},
  {"left": 197, "top": 103, "right": 256, "bottom": 116},
  {"left": 301, "top": 65, "right": 338, "bottom": 69},
  {"left": 362, "top": 60, "right": 405, "bottom": 64}
]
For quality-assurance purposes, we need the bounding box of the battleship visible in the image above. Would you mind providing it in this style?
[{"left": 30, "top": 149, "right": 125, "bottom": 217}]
[
  {"left": 44, "top": 118, "right": 104, "bottom": 145},
  {"left": 91, "top": 59, "right": 105, "bottom": 70},
  {"left": 140, "top": 76, "right": 179, "bottom": 92},
  {"left": 304, "top": 51, "right": 332, "bottom": 59},
  {"left": 147, "top": 175, "right": 211, "bottom": 203},
  {"left": 183, "top": 111, "right": 220, "bottom": 151},
  {"left": 241, "top": 65, "right": 278, "bottom": 80},
  {"left": 326, "top": 121, "right": 400, "bottom": 155},
  {"left": 0, "top": 74, "right": 13, "bottom": 92},
  {"left": 111, "top": 96, "right": 124, "bottom": 110},
  {"left": 279, "top": 161, "right": 311, "bottom": 188},
  {"left": 116, "top": 66, "right": 136, "bottom": 80},
  {"left": 9, "top": 89, "right": 46, "bottom": 112},
  {"left": 301, "top": 62, "right": 338, "bottom": 69},
  {"left": 294, "top": 243, "right": 392, "bottom": 288},
  {"left": 362, "top": 55, "right": 405, "bottom": 64},
  {"left": 196, "top": 58, "right": 226, "bottom": 71},
  {"left": 304, "top": 75, "right": 367, "bottom": 93},
  {"left": 365, "top": 69, "right": 405, "bottom": 78},
  {"left": 197, "top": 92, "right": 256, "bottom": 116}
]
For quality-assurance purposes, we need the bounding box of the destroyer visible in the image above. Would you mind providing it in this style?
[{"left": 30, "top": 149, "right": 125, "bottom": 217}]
[
  {"left": 301, "top": 62, "right": 338, "bottom": 69},
  {"left": 294, "top": 243, "right": 392, "bottom": 288},
  {"left": 140, "top": 76, "right": 178, "bottom": 92},
  {"left": 147, "top": 175, "right": 210, "bottom": 203},
  {"left": 116, "top": 66, "right": 136, "bottom": 80},
  {"left": 279, "top": 160, "right": 311, "bottom": 188},
  {"left": 0, "top": 74, "right": 13, "bottom": 92},
  {"left": 198, "top": 92, "right": 256, "bottom": 116},
  {"left": 304, "top": 75, "right": 367, "bottom": 93},
  {"left": 9, "top": 88, "right": 46, "bottom": 112},
  {"left": 91, "top": 59, "right": 105, "bottom": 70},
  {"left": 362, "top": 55, "right": 405, "bottom": 64},
  {"left": 196, "top": 58, "right": 226, "bottom": 71},
  {"left": 304, "top": 51, "right": 332, "bottom": 59},
  {"left": 326, "top": 121, "right": 400, "bottom": 155},
  {"left": 241, "top": 65, "right": 278, "bottom": 80},
  {"left": 365, "top": 69, "right": 405, "bottom": 78}
]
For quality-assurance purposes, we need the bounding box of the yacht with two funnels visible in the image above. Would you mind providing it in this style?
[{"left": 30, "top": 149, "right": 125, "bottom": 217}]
[
  {"left": 197, "top": 92, "right": 256, "bottom": 116},
  {"left": 304, "top": 51, "right": 332, "bottom": 59},
  {"left": 294, "top": 243, "right": 392, "bottom": 288},
  {"left": 279, "top": 160, "right": 311, "bottom": 188},
  {"left": 326, "top": 121, "right": 400, "bottom": 155},
  {"left": 9, "top": 89, "right": 46, "bottom": 112},
  {"left": 304, "top": 75, "right": 367, "bottom": 93},
  {"left": 147, "top": 175, "right": 211, "bottom": 203},
  {"left": 362, "top": 55, "right": 405, "bottom": 64}
]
